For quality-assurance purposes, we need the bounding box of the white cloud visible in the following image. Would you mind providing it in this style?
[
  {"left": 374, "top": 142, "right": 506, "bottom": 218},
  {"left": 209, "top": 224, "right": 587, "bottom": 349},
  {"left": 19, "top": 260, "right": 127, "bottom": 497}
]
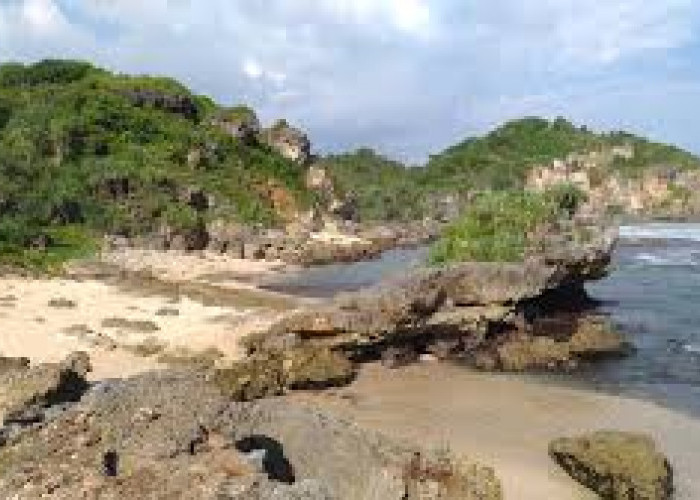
[
  {"left": 0, "top": 0, "right": 699, "bottom": 161},
  {"left": 22, "top": 0, "right": 64, "bottom": 33}
]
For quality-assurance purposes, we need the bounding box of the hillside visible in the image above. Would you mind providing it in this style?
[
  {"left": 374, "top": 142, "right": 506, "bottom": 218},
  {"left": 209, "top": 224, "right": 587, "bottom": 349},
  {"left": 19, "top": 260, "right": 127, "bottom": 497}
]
[
  {"left": 321, "top": 117, "right": 700, "bottom": 221},
  {"left": 0, "top": 60, "right": 311, "bottom": 268},
  {"left": 3, "top": 61, "right": 700, "bottom": 269}
]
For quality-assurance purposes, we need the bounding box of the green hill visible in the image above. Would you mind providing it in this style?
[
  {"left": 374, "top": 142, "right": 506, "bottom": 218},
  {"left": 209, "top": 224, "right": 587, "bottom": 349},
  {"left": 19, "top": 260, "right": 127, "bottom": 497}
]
[
  {"left": 424, "top": 117, "right": 700, "bottom": 190},
  {"left": 0, "top": 60, "right": 310, "bottom": 269},
  {"left": 321, "top": 117, "right": 700, "bottom": 221}
]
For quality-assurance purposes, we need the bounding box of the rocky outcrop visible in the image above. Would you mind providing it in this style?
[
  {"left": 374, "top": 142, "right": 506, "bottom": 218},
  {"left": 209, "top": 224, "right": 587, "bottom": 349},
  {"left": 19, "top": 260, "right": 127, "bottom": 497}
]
[
  {"left": 213, "top": 346, "right": 355, "bottom": 401},
  {"left": 549, "top": 431, "right": 673, "bottom": 500},
  {"left": 527, "top": 144, "right": 700, "bottom": 218},
  {"left": 120, "top": 89, "right": 199, "bottom": 120},
  {"left": 251, "top": 225, "right": 624, "bottom": 371},
  {"left": 212, "top": 106, "right": 261, "bottom": 144},
  {"left": 0, "top": 352, "right": 90, "bottom": 428},
  {"left": 261, "top": 119, "right": 312, "bottom": 165},
  {"left": 0, "top": 365, "right": 502, "bottom": 499}
]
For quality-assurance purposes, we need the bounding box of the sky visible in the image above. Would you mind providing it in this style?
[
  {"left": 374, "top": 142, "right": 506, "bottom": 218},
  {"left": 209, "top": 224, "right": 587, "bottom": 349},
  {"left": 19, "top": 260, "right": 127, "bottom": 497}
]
[{"left": 1, "top": 0, "right": 700, "bottom": 163}]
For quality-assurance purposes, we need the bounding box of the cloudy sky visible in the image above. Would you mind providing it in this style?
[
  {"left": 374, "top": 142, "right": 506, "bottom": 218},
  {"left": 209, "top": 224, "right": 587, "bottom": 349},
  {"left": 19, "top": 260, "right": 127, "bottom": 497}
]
[{"left": 1, "top": 0, "right": 699, "bottom": 162}]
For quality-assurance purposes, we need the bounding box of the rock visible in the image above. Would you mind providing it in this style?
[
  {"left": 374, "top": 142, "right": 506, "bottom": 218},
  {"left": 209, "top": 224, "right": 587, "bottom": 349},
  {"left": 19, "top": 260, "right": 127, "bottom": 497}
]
[
  {"left": 403, "top": 451, "right": 502, "bottom": 499},
  {"left": 0, "top": 353, "right": 90, "bottom": 426},
  {"left": 261, "top": 119, "right": 311, "bottom": 165},
  {"left": 0, "top": 369, "right": 501, "bottom": 500},
  {"left": 121, "top": 89, "right": 199, "bottom": 120},
  {"left": 257, "top": 225, "right": 620, "bottom": 372},
  {"left": 549, "top": 431, "right": 673, "bottom": 500},
  {"left": 213, "top": 106, "right": 261, "bottom": 144},
  {"left": 213, "top": 346, "right": 355, "bottom": 401}
]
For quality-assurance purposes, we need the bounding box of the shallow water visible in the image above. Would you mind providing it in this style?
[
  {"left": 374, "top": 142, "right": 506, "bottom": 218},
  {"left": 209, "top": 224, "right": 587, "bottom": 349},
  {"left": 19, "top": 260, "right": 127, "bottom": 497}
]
[
  {"left": 263, "top": 224, "right": 700, "bottom": 417},
  {"left": 259, "top": 246, "right": 428, "bottom": 297}
]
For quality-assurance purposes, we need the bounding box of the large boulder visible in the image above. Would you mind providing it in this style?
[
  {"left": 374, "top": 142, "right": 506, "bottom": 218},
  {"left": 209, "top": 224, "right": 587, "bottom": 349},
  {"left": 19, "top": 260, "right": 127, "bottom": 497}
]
[
  {"left": 549, "top": 431, "right": 673, "bottom": 500},
  {"left": 257, "top": 228, "right": 617, "bottom": 365}
]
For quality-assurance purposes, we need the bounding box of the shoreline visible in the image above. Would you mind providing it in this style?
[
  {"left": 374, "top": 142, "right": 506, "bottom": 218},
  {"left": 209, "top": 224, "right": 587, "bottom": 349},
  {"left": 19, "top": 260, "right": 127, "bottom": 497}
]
[{"left": 296, "top": 361, "right": 700, "bottom": 500}]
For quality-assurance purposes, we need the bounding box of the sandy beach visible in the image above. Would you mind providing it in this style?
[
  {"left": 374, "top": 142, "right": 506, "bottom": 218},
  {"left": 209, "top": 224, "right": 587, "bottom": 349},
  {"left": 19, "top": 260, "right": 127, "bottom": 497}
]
[
  {"left": 300, "top": 362, "right": 700, "bottom": 500},
  {"left": 2, "top": 249, "right": 700, "bottom": 499},
  {"left": 0, "top": 252, "right": 300, "bottom": 379}
]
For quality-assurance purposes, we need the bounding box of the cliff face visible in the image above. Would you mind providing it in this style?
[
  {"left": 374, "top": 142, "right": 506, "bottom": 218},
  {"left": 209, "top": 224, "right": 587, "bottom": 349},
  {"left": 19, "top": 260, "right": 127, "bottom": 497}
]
[{"left": 526, "top": 144, "right": 700, "bottom": 218}]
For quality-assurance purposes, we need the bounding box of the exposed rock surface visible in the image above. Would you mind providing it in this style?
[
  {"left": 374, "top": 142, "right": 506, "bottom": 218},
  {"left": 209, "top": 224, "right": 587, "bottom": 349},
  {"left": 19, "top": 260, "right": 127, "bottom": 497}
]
[
  {"left": 0, "top": 352, "right": 90, "bottom": 428},
  {"left": 252, "top": 225, "right": 624, "bottom": 372},
  {"left": 549, "top": 431, "right": 673, "bottom": 500},
  {"left": 120, "top": 89, "right": 199, "bottom": 120},
  {"left": 0, "top": 366, "right": 502, "bottom": 499},
  {"left": 213, "top": 106, "right": 262, "bottom": 144},
  {"left": 261, "top": 120, "right": 312, "bottom": 165},
  {"left": 527, "top": 144, "right": 700, "bottom": 218}
]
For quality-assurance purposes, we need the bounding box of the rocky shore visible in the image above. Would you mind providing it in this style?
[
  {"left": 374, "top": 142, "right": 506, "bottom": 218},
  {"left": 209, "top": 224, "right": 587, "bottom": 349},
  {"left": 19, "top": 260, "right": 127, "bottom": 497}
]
[
  {"left": 0, "top": 222, "right": 694, "bottom": 499},
  {"left": 104, "top": 219, "right": 441, "bottom": 267},
  {"left": 248, "top": 224, "right": 627, "bottom": 374}
]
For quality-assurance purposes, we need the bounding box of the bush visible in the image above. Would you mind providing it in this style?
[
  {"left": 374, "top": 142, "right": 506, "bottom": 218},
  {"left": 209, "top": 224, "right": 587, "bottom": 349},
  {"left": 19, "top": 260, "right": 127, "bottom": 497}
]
[{"left": 429, "top": 191, "right": 560, "bottom": 264}]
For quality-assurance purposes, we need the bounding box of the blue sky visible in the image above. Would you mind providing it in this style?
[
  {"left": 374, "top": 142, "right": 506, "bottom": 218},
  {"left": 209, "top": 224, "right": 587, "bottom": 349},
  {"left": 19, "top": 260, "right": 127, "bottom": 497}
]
[{"left": 1, "top": 0, "right": 699, "bottom": 162}]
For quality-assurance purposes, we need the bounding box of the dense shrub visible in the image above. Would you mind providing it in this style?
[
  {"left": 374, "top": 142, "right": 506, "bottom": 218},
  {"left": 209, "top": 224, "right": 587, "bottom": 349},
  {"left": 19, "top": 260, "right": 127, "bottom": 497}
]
[
  {"left": 428, "top": 190, "right": 561, "bottom": 264},
  {"left": 0, "top": 59, "right": 309, "bottom": 269}
]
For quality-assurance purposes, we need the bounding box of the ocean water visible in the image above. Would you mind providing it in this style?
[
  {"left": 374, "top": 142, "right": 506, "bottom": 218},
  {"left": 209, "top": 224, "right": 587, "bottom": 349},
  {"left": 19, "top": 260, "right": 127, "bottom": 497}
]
[
  {"left": 263, "top": 224, "right": 700, "bottom": 417},
  {"left": 577, "top": 223, "right": 700, "bottom": 417}
]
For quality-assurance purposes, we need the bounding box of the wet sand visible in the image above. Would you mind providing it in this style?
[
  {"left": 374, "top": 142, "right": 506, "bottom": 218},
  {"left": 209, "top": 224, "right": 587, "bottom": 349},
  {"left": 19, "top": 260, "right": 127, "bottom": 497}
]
[{"left": 301, "top": 362, "right": 700, "bottom": 500}]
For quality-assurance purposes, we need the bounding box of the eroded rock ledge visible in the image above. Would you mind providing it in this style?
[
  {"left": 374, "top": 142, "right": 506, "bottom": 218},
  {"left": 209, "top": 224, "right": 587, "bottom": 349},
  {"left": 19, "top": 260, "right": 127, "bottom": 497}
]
[{"left": 249, "top": 226, "right": 626, "bottom": 372}]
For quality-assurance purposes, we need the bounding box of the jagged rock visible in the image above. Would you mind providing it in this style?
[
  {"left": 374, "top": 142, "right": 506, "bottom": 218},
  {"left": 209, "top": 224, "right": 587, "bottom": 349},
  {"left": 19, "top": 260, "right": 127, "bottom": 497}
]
[
  {"left": 0, "top": 370, "right": 501, "bottom": 500},
  {"left": 213, "top": 346, "right": 355, "bottom": 401},
  {"left": 549, "top": 431, "right": 673, "bottom": 500},
  {"left": 0, "top": 353, "right": 90, "bottom": 426},
  {"left": 261, "top": 119, "right": 311, "bottom": 165},
  {"left": 256, "top": 226, "right": 621, "bottom": 371}
]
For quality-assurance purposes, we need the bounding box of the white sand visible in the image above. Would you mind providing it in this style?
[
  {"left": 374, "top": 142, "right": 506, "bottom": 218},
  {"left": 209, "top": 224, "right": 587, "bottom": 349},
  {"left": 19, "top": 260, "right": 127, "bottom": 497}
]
[
  {"left": 302, "top": 363, "right": 700, "bottom": 500},
  {"left": 97, "top": 249, "right": 288, "bottom": 286},
  {"left": 0, "top": 276, "right": 280, "bottom": 379}
]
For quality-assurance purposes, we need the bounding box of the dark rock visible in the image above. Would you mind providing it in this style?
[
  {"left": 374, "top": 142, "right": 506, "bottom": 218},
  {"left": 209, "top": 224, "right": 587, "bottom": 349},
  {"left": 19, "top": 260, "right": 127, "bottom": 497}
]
[
  {"left": 549, "top": 431, "right": 673, "bottom": 500},
  {"left": 121, "top": 89, "right": 199, "bottom": 120}
]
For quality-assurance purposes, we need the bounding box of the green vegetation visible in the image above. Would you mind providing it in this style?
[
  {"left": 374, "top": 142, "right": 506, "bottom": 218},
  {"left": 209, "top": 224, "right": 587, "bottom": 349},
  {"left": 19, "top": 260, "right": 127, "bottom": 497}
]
[
  {"left": 3, "top": 60, "right": 699, "bottom": 270},
  {"left": 0, "top": 60, "right": 309, "bottom": 269},
  {"left": 321, "top": 117, "right": 700, "bottom": 222},
  {"left": 429, "top": 188, "right": 586, "bottom": 264},
  {"left": 318, "top": 149, "right": 426, "bottom": 221}
]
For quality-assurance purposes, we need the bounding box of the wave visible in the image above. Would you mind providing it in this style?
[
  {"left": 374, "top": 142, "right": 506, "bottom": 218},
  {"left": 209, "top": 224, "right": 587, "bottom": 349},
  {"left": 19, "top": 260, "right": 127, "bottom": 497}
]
[
  {"left": 683, "top": 343, "right": 700, "bottom": 355},
  {"left": 620, "top": 223, "right": 700, "bottom": 243},
  {"left": 632, "top": 249, "right": 700, "bottom": 267}
]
